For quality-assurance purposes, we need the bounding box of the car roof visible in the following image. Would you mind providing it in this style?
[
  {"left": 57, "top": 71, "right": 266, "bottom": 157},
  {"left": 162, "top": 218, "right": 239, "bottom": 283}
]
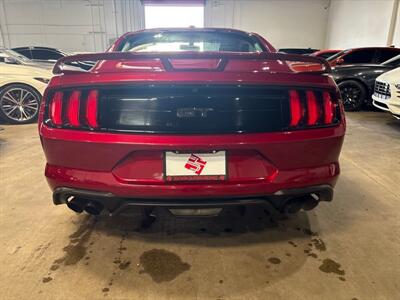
[
  {"left": 346, "top": 47, "right": 400, "bottom": 51},
  {"left": 120, "top": 27, "right": 259, "bottom": 39},
  {"left": 12, "top": 46, "right": 61, "bottom": 51}
]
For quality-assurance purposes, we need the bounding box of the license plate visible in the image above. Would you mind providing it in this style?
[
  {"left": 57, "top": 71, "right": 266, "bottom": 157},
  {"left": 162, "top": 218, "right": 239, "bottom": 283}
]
[{"left": 165, "top": 151, "right": 226, "bottom": 181}]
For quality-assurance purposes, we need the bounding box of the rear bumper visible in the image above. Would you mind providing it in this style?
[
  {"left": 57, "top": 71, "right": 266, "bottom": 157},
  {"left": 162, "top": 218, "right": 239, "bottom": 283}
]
[
  {"left": 41, "top": 123, "right": 345, "bottom": 208},
  {"left": 53, "top": 184, "right": 333, "bottom": 215}
]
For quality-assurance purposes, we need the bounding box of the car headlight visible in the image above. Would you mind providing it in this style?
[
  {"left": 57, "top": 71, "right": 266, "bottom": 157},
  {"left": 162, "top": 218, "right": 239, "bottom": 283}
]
[{"left": 34, "top": 77, "right": 50, "bottom": 84}]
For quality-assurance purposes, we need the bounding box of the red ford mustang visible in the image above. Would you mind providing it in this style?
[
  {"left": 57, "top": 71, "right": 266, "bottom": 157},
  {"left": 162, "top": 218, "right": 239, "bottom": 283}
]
[{"left": 39, "top": 28, "right": 345, "bottom": 216}]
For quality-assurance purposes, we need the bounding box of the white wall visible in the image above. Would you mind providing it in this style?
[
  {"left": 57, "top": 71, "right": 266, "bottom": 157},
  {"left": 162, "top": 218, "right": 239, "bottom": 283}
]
[
  {"left": 394, "top": 2, "right": 400, "bottom": 46},
  {"left": 0, "top": 0, "right": 144, "bottom": 52},
  {"left": 1, "top": 0, "right": 399, "bottom": 53},
  {"left": 325, "top": 0, "right": 399, "bottom": 49},
  {"left": 205, "top": 0, "right": 330, "bottom": 49}
]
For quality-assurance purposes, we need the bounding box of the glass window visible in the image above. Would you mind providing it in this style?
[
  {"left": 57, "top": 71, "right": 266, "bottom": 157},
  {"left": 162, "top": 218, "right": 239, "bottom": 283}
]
[
  {"left": 15, "top": 49, "right": 32, "bottom": 59},
  {"left": 118, "top": 31, "right": 264, "bottom": 53},
  {"left": 317, "top": 53, "right": 336, "bottom": 59},
  {"left": 32, "top": 49, "right": 63, "bottom": 60},
  {"left": 326, "top": 50, "right": 349, "bottom": 62},
  {"left": 377, "top": 49, "right": 400, "bottom": 63},
  {"left": 342, "top": 49, "right": 376, "bottom": 64},
  {"left": 0, "top": 49, "right": 31, "bottom": 64},
  {"left": 382, "top": 54, "right": 400, "bottom": 67}
]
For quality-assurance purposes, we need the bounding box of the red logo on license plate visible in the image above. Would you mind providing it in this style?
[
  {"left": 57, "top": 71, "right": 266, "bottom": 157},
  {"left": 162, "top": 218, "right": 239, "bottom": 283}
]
[{"left": 184, "top": 154, "right": 207, "bottom": 175}]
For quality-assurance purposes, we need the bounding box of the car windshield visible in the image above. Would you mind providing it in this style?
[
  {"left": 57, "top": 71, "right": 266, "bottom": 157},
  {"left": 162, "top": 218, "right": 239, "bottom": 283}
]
[
  {"left": 0, "top": 49, "right": 32, "bottom": 63},
  {"left": 382, "top": 54, "right": 400, "bottom": 67},
  {"left": 326, "top": 49, "right": 350, "bottom": 61},
  {"left": 118, "top": 31, "right": 265, "bottom": 53}
]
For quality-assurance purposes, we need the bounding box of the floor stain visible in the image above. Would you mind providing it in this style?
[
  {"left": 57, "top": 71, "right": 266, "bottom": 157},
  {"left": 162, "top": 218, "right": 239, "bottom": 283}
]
[
  {"left": 45, "top": 216, "right": 96, "bottom": 280},
  {"left": 267, "top": 257, "right": 281, "bottom": 264},
  {"left": 12, "top": 246, "right": 22, "bottom": 254},
  {"left": 311, "top": 238, "right": 327, "bottom": 251},
  {"left": 119, "top": 260, "right": 131, "bottom": 270},
  {"left": 319, "top": 258, "right": 345, "bottom": 276},
  {"left": 139, "top": 249, "right": 191, "bottom": 283},
  {"left": 302, "top": 228, "right": 317, "bottom": 236},
  {"left": 288, "top": 241, "right": 298, "bottom": 247},
  {"left": 42, "top": 277, "right": 52, "bottom": 283}
]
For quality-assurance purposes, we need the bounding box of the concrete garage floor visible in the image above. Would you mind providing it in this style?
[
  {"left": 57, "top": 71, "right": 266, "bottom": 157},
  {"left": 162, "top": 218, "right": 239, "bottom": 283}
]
[{"left": 0, "top": 111, "right": 399, "bottom": 300}]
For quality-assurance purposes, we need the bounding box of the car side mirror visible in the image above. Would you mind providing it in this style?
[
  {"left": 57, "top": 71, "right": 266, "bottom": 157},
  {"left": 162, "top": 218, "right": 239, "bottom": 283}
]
[
  {"left": 4, "top": 57, "right": 19, "bottom": 64},
  {"left": 336, "top": 58, "right": 344, "bottom": 65}
]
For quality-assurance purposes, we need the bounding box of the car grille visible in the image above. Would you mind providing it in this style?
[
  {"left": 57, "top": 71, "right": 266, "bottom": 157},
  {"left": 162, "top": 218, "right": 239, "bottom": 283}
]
[{"left": 373, "top": 81, "right": 391, "bottom": 100}]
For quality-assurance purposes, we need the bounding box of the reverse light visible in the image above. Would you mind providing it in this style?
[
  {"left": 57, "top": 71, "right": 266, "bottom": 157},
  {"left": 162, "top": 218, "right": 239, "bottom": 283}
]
[
  {"left": 49, "top": 91, "right": 63, "bottom": 126},
  {"left": 86, "top": 90, "right": 99, "bottom": 128},
  {"left": 289, "top": 90, "right": 302, "bottom": 126},
  {"left": 67, "top": 91, "right": 81, "bottom": 127}
]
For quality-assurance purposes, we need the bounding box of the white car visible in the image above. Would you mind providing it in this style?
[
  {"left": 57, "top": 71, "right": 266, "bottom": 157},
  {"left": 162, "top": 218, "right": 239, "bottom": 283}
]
[
  {"left": 0, "top": 49, "right": 52, "bottom": 124},
  {"left": 372, "top": 67, "right": 400, "bottom": 119}
]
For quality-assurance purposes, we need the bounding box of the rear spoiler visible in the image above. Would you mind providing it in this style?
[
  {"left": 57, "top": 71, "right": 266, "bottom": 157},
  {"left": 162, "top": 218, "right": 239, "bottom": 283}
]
[{"left": 53, "top": 51, "right": 331, "bottom": 75}]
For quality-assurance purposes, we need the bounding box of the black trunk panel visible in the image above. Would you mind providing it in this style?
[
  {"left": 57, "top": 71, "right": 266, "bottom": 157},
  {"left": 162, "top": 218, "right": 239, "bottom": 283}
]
[{"left": 99, "top": 85, "right": 288, "bottom": 134}]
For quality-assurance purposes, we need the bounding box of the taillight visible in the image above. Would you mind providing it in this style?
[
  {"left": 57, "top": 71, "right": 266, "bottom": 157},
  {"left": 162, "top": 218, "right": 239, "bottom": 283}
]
[
  {"left": 49, "top": 91, "right": 63, "bottom": 126},
  {"left": 67, "top": 91, "right": 81, "bottom": 127},
  {"left": 323, "top": 91, "right": 335, "bottom": 124},
  {"left": 86, "top": 90, "right": 99, "bottom": 128},
  {"left": 289, "top": 90, "right": 302, "bottom": 127},
  {"left": 47, "top": 89, "right": 100, "bottom": 129},
  {"left": 306, "top": 91, "right": 320, "bottom": 125},
  {"left": 288, "top": 89, "right": 339, "bottom": 129}
]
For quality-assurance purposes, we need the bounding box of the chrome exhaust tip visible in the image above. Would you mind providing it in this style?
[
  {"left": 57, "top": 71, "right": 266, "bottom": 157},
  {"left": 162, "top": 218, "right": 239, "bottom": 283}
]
[{"left": 66, "top": 197, "right": 87, "bottom": 213}]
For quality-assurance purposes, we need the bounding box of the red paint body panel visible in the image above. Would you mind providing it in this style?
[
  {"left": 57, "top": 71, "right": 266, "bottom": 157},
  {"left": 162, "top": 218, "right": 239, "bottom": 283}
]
[{"left": 39, "top": 28, "right": 346, "bottom": 205}]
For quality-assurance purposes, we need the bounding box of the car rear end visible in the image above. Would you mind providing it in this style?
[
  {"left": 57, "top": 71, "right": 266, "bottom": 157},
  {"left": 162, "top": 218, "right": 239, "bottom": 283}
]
[{"left": 39, "top": 29, "right": 345, "bottom": 216}]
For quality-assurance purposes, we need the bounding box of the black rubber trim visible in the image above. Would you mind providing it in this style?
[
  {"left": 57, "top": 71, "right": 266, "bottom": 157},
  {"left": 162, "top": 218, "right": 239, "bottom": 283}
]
[{"left": 53, "top": 184, "right": 333, "bottom": 215}]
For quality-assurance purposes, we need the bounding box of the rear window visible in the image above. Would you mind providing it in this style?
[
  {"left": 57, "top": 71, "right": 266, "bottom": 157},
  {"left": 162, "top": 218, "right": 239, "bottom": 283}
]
[{"left": 117, "top": 31, "right": 265, "bottom": 53}]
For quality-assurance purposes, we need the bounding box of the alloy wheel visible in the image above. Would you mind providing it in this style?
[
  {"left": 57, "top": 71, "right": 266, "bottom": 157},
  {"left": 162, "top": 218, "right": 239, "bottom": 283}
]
[{"left": 0, "top": 88, "right": 40, "bottom": 122}]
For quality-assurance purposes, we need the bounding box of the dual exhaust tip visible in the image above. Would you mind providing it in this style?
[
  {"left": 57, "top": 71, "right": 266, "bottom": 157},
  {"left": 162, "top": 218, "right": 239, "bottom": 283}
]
[
  {"left": 67, "top": 197, "right": 103, "bottom": 215},
  {"left": 283, "top": 194, "right": 320, "bottom": 214}
]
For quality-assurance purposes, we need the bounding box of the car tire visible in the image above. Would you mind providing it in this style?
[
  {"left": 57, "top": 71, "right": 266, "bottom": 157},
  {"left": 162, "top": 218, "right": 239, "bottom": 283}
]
[
  {"left": 0, "top": 84, "right": 41, "bottom": 124},
  {"left": 338, "top": 80, "right": 367, "bottom": 112}
]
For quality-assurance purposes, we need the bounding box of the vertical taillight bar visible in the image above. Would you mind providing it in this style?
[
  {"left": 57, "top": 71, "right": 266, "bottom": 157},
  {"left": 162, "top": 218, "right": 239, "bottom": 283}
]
[
  {"left": 289, "top": 90, "right": 302, "bottom": 127},
  {"left": 67, "top": 91, "right": 81, "bottom": 127},
  {"left": 49, "top": 91, "right": 63, "bottom": 126},
  {"left": 306, "top": 91, "right": 320, "bottom": 125},
  {"left": 323, "top": 92, "right": 335, "bottom": 124},
  {"left": 86, "top": 90, "right": 99, "bottom": 128}
]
